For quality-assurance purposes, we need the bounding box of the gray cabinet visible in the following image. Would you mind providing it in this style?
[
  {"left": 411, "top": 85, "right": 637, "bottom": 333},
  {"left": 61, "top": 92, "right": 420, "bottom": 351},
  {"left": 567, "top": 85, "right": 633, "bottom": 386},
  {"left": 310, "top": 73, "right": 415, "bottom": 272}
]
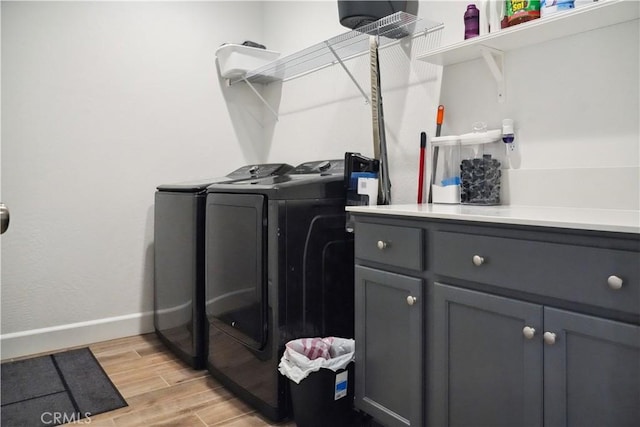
[
  {"left": 353, "top": 219, "right": 424, "bottom": 427},
  {"left": 432, "top": 283, "right": 640, "bottom": 427},
  {"left": 432, "top": 230, "right": 640, "bottom": 315},
  {"left": 351, "top": 213, "right": 639, "bottom": 427},
  {"left": 354, "top": 266, "right": 423, "bottom": 427},
  {"left": 544, "top": 308, "right": 640, "bottom": 427},
  {"left": 431, "top": 283, "right": 543, "bottom": 427}
]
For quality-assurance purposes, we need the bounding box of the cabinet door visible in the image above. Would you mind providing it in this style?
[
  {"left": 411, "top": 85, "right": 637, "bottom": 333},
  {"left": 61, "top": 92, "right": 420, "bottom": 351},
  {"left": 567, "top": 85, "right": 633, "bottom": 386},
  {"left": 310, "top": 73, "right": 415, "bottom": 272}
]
[
  {"left": 354, "top": 266, "right": 423, "bottom": 427},
  {"left": 430, "top": 283, "right": 543, "bottom": 427},
  {"left": 544, "top": 307, "right": 640, "bottom": 427}
]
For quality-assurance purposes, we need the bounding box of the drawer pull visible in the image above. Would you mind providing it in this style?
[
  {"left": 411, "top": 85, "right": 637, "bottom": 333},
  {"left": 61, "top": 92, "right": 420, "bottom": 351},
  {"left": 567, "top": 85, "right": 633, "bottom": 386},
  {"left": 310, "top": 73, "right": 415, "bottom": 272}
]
[
  {"left": 377, "top": 240, "right": 389, "bottom": 250},
  {"left": 472, "top": 255, "right": 485, "bottom": 266},
  {"left": 522, "top": 326, "right": 536, "bottom": 340},
  {"left": 543, "top": 332, "right": 557, "bottom": 345},
  {"left": 607, "top": 275, "right": 623, "bottom": 290},
  {"left": 406, "top": 296, "right": 417, "bottom": 306}
]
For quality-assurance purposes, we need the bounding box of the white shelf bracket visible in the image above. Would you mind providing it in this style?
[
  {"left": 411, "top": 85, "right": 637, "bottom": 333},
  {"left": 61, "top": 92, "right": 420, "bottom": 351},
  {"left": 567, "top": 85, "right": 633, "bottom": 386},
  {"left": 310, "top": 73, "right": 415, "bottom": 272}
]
[
  {"left": 326, "top": 42, "right": 370, "bottom": 104},
  {"left": 480, "top": 46, "right": 505, "bottom": 103},
  {"left": 240, "top": 77, "right": 279, "bottom": 121}
]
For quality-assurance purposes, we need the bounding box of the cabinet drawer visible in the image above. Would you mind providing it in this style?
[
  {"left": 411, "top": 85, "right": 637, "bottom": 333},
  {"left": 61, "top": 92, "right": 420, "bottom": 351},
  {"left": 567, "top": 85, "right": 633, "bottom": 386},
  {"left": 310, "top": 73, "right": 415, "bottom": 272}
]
[
  {"left": 355, "top": 223, "right": 423, "bottom": 271},
  {"left": 433, "top": 231, "right": 639, "bottom": 315}
]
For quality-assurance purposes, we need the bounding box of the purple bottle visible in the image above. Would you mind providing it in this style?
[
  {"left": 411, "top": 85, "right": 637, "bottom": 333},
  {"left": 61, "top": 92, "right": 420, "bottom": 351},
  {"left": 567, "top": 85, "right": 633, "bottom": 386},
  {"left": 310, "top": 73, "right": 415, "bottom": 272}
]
[{"left": 464, "top": 4, "right": 480, "bottom": 39}]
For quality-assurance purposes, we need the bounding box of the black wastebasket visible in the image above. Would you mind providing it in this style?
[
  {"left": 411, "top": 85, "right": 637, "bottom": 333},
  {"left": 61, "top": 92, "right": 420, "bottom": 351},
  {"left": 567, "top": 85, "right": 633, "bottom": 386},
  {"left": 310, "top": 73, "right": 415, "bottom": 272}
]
[{"left": 288, "top": 362, "right": 355, "bottom": 427}]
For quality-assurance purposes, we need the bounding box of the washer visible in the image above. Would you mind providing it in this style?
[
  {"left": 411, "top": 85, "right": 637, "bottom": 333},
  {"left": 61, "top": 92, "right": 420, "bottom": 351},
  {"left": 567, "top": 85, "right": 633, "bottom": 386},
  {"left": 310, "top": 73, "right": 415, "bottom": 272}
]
[
  {"left": 204, "top": 159, "right": 354, "bottom": 421},
  {"left": 153, "top": 163, "right": 292, "bottom": 369}
]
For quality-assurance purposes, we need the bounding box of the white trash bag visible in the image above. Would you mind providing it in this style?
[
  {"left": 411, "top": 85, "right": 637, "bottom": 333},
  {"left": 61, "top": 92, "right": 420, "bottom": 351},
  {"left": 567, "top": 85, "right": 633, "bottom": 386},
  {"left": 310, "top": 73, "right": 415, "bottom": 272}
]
[{"left": 278, "top": 337, "right": 355, "bottom": 384}]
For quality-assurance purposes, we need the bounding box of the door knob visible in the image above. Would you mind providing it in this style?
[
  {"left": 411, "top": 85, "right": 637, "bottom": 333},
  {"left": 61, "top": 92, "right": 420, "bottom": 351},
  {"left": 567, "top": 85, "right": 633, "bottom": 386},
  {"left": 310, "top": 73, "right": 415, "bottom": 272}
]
[
  {"left": 377, "top": 240, "right": 389, "bottom": 250},
  {"left": 0, "top": 203, "right": 9, "bottom": 235},
  {"left": 607, "top": 275, "right": 623, "bottom": 290},
  {"left": 406, "top": 296, "right": 417, "bottom": 306},
  {"left": 522, "top": 326, "right": 536, "bottom": 339},
  {"left": 543, "top": 332, "right": 557, "bottom": 345},
  {"left": 472, "top": 255, "right": 485, "bottom": 266}
]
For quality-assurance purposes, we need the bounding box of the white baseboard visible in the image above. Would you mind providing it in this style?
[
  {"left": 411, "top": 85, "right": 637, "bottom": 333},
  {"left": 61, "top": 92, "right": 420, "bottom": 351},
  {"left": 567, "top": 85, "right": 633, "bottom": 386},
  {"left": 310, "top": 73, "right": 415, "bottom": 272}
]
[{"left": 0, "top": 311, "right": 155, "bottom": 361}]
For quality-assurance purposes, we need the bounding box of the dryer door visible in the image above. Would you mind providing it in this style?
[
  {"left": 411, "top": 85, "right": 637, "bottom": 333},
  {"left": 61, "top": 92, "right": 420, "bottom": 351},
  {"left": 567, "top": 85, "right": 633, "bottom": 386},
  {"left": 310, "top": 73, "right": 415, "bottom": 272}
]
[{"left": 206, "top": 193, "right": 267, "bottom": 351}]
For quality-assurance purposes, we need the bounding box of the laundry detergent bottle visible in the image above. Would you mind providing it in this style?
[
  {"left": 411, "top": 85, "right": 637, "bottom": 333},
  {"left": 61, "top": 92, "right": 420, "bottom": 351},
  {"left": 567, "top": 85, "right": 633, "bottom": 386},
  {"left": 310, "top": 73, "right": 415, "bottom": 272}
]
[{"left": 464, "top": 4, "right": 480, "bottom": 39}]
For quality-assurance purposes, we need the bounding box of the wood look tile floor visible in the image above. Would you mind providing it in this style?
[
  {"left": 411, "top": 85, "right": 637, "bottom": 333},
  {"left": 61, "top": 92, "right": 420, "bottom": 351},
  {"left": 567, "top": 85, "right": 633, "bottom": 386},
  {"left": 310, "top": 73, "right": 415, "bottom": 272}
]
[{"left": 64, "top": 333, "right": 296, "bottom": 427}]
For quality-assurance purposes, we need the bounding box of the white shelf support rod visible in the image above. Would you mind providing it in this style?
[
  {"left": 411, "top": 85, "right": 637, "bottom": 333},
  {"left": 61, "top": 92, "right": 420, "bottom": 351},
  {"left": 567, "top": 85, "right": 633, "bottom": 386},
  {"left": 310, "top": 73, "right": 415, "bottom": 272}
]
[
  {"left": 326, "top": 42, "right": 370, "bottom": 104},
  {"left": 480, "top": 46, "right": 505, "bottom": 103},
  {"left": 240, "top": 77, "right": 279, "bottom": 121}
]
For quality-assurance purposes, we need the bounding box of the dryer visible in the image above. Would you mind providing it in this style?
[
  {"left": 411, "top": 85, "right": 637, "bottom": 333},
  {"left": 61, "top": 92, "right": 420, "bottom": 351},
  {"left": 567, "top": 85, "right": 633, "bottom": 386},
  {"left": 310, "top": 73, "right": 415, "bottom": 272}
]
[
  {"left": 204, "top": 159, "right": 354, "bottom": 421},
  {"left": 153, "top": 163, "right": 292, "bottom": 369}
]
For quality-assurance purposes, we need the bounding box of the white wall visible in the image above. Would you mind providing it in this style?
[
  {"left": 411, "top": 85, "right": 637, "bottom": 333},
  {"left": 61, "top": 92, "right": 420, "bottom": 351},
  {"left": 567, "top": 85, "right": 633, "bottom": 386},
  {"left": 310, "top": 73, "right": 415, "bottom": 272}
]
[
  {"left": 2, "top": 1, "right": 638, "bottom": 359},
  {"left": 260, "top": 0, "right": 444, "bottom": 204},
  {"left": 259, "top": 0, "right": 639, "bottom": 209},
  {"left": 436, "top": 4, "right": 640, "bottom": 209},
  {"left": 1, "top": 1, "right": 267, "bottom": 358}
]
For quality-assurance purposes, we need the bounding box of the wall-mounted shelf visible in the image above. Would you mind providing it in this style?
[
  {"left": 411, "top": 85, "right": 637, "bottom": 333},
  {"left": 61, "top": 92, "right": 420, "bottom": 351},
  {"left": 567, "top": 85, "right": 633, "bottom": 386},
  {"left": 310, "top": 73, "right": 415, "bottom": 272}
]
[
  {"left": 226, "top": 11, "right": 442, "bottom": 121},
  {"left": 230, "top": 11, "right": 443, "bottom": 86},
  {"left": 417, "top": 0, "right": 639, "bottom": 67}
]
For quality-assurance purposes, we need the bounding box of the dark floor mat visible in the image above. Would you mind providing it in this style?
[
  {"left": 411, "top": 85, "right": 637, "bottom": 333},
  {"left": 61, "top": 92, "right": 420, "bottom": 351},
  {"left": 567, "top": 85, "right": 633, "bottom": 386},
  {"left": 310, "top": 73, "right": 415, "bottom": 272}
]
[
  {"left": 1, "top": 392, "right": 77, "bottom": 426},
  {"left": 0, "top": 355, "right": 66, "bottom": 405},
  {"left": 1, "top": 347, "right": 127, "bottom": 426}
]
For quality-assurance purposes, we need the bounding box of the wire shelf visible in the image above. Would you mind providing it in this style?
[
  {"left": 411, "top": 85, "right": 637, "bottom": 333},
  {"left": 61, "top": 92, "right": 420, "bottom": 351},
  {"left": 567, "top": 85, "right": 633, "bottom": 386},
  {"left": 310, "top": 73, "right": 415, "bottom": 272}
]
[{"left": 230, "top": 12, "right": 443, "bottom": 85}]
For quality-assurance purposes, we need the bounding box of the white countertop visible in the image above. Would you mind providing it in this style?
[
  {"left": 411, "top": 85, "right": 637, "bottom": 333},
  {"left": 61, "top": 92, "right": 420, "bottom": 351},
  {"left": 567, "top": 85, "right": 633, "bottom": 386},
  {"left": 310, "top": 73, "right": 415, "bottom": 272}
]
[{"left": 346, "top": 204, "right": 640, "bottom": 234}]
